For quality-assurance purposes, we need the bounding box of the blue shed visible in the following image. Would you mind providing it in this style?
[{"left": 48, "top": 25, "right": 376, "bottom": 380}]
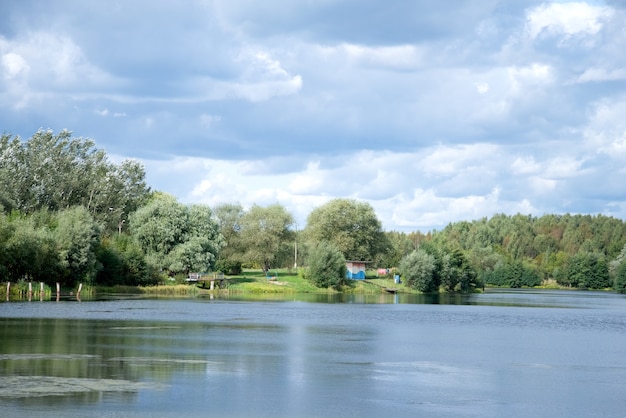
[{"left": 346, "top": 261, "right": 368, "bottom": 280}]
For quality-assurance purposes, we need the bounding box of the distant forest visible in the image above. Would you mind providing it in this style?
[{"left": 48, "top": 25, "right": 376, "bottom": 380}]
[
  {"left": 2, "top": 130, "right": 626, "bottom": 293},
  {"left": 411, "top": 213, "right": 626, "bottom": 290}
]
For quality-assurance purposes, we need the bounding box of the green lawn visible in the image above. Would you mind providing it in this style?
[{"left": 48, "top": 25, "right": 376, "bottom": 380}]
[
  {"left": 218, "top": 269, "right": 408, "bottom": 294},
  {"left": 94, "top": 269, "right": 412, "bottom": 296}
]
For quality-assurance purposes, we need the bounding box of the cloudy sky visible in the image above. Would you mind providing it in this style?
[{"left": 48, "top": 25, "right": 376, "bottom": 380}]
[{"left": 1, "top": 0, "right": 626, "bottom": 231}]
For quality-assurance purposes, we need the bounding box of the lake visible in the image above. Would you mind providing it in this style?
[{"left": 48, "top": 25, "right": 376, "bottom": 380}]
[{"left": 1, "top": 289, "right": 625, "bottom": 417}]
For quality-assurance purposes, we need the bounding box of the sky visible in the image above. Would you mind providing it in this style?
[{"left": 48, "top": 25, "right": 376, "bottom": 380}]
[{"left": 1, "top": 0, "right": 626, "bottom": 232}]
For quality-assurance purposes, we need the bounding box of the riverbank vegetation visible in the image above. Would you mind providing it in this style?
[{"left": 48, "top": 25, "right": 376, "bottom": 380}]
[{"left": 2, "top": 130, "right": 626, "bottom": 295}]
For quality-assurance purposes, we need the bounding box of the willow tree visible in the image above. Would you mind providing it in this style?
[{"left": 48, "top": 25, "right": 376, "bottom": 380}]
[
  {"left": 399, "top": 249, "right": 437, "bottom": 293},
  {"left": 129, "top": 193, "right": 224, "bottom": 275},
  {"left": 213, "top": 203, "right": 245, "bottom": 274},
  {"left": 238, "top": 204, "right": 294, "bottom": 273},
  {"left": 0, "top": 129, "right": 150, "bottom": 235},
  {"left": 305, "top": 198, "right": 389, "bottom": 263}
]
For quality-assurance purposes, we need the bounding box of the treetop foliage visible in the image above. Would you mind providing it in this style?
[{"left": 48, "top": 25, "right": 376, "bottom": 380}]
[
  {"left": 389, "top": 212, "right": 626, "bottom": 291},
  {"left": 0, "top": 129, "right": 150, "bottom": 235},
  {"left": 305, "top": 198, "right": 390, "bottom": 262}
]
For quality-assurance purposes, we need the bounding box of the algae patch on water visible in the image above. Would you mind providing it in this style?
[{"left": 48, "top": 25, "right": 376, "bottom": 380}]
[
  {"left": 0, "top": 376, "right": 166, "bottom": 398},
  {"left": 108, "top": 356, "right": 218, "bottom": 365},
  {"left": 0, "top": 354, "right": 99, "bottom": 361}
]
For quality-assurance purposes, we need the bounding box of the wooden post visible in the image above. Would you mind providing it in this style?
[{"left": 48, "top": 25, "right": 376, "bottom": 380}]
[
  {"left": 210, "top": 280, "right": 214, "bottom": 290},
  {"left": 56, "top": 282, "right": 60, "bottom": 302},
  {"left": 5, "top": 282, "right": 9, "bottom": 301},
  {"left": 77, "top": 283, "right": 83, "bottom": 297},
  {"left": 40, "top": 282, "right": 44, "bottom": 301},
  {"left": 28, "top": 282, "right": 33, "bottom": 301}
]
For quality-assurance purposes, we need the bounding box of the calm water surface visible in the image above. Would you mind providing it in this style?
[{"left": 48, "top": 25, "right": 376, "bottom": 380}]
[{"left": 1, "top": 290, "right": 625, "bottom": 417}]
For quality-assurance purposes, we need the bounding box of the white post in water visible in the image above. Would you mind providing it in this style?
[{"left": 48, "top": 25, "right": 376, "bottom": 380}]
[
  {"left": 6, "top": 282, "right": 9, "bottom": 300},
  {"left": 40, "top": 282, "right": 44, "bottom": 301},
  {"left": 77, "top": 283, "right": 83, "bottom": 296},
  {"left": 56, "top": 282, "right": 60, "bottom": 301}
]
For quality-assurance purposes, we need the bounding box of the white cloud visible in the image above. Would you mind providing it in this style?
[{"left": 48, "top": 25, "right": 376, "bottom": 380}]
[
  {"left": 340, "top": 43, "right": 424, "bottom": 71},
  {"left": 20, "top": 32, "right": 112, "bottom": 86},
  {"left": 380, "top": 187, "right": 511, "bottom": 231},
  {"left": 585, "top": 98, "right": 626, "bottom": 159},
  {"left": 507, "top": 63, "right": 552, "bottom": 94},
  {"left": 230, "top": 48, "right": 303, "bottom": 101},
  {"left": 543, "top": 156, "right": 586, "bottom": 179},
  {"left": 574, "top": 67, "right": 626, "bottom": 83},
  {"left": 182, "top": 49, "right": 303, "bottom": 103},
  {"left": 199, "top": 114, "right": 222, "bottom": 127},
  {"left": 526, "top": 2, "right": 614, "bottom": 39},
  {"left": 529, "top": 176, "right": 559, "bottom": 194},
  {"left": 227, "top": 74, "right": 303, "bottom": 102},
  {"left": 288, "top": 161, "right": 324, "bottom": 194},
  {"left": 1, "top": 52, "right": 29, "bottom": 79},
  {"left": 420, "top": 144, "right": 500, "bottom": 177},
  {"left": 512, "top": 156, "right": 541, "bottom": 175},
  {"left": 474, "top": 82, "right": 490, "bottom": 94},
  {"left": 0, "top": 31, "right": 120, "bottom": 110}
]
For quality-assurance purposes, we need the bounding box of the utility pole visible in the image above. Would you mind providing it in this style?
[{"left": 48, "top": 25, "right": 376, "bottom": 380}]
[{"left": 294, "top": 222, "right": 298, "bottom": 269}]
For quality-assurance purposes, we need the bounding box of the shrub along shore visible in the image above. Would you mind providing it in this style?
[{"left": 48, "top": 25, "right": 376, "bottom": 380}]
[{"left": 3, "top": 269, "right": 606, "bottom": 301}]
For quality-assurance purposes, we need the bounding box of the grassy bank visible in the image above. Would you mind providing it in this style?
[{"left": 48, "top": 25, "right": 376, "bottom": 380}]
[
  {"left": 104, "top": 269, "right": 408, "bottom": 296},
  {"left": 222, "top": 269, "right": 411, "bottom": 294},
  {"left": 3, "top": 270, "right": 486, "bottom": 300}
]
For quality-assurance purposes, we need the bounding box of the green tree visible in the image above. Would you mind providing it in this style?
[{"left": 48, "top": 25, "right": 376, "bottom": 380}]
[
  {"left": 213, "top": 203, "right": 244, "bottom": 274},
  {"left": 609, "top": 244, "right": 626, "bottom": 279},
  {"left": 614, "top": 260, "right": 626, "bottom": 294},
  {"left": 563, "top": 252, "right": 610, "bottom": 289},
  {"left": 96, "top": 234, "right": 154, "bottom": 286},
  {"left": 305, "top": 198, "right": 390, "bottom": 262},
  {"left": 0, "top": 212, "right": 12, "bottom": 278},
  {"left": 53, "top": 206, "right": 100, "bottom": 285},
  {"left": 0, "top": 130, "right": 150, "bottom": 235},
  {"left": 399, "top": 249, "right": 437, "bottom": 293},
  {"left": 130, "top": 193, "right": 187, "bottom": 260},
  {"left": 0, "top": 133, "right": 22, "bottom": 211},
  {"left": 5, "top": 217, "right": 45, "bottom": 281},
  {"left": 129, "top": 194, "right": 224, "bottom": 275},
  {"left": 95, "top": 159, "right": 151, "bottom": 235},
  {"left": 239, "top": 204, "right": 294, "bottom": 273},
  {"left": 1, "top": 210, "right": 63, "bottom": 283},
  {"left": 438, "top": 248, "right": 479, "bottom": 292},
  {"left": 305, "top": 241, "right": 347, "bottom": 289},
  {"left": 379, "top": 231, "right": 414, "bottom": 268}
]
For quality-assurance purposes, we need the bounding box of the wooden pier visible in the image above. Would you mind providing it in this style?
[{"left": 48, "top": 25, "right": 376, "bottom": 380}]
[{"left": 187, "top": 273, "right": 228, "bottom": 290}]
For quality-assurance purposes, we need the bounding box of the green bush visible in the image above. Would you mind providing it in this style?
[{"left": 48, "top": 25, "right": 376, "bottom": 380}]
[
  {"left": 614, "top": 260, "right": 626, "bottom": 293},
  {"left": 399, "top": 250, "right": 438, "bottom": 293},
  {"left": 305, "top": 241, "right": 347, "bottom": 290},
  {"left": 483, "top": 260, "right": 541, "bottom": 288},
  {"left": 215, "top": 259, "right": 243, "bottom": 275},
  {"left": 562, "top": 252, "right": 610, "bottom": 289}
]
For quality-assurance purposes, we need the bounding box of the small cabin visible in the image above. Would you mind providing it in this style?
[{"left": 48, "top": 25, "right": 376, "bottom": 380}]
[{"left": 345, "top": 261, "right": 368, "bottom": 280}]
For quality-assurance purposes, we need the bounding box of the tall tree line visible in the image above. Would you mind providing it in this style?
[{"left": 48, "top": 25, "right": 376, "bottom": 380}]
[
  {"left": 1, "top": 129, "right": 150, "bottom": 235},
  {"left": 383, "top": 213, "right": 626, "bottom": 291},
  {"left": 4, "top": 130, "right": 626, "bottom": 293}
]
